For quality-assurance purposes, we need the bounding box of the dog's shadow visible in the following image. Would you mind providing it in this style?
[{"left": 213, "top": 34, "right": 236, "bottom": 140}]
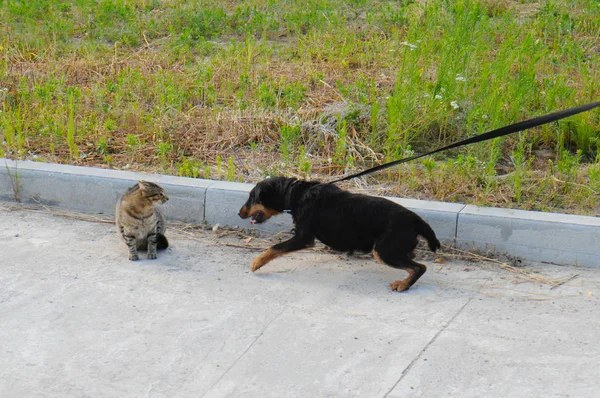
[{"left": 246, "top": 252, "right": 441, "bottom": 296}]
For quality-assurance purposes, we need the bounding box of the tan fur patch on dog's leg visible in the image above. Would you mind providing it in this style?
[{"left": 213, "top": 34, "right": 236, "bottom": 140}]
[
  {"left": 373, "top": 250, "right": 384, "bottom": 264},
  {"left": 374, "top": 248, "right": 424, "bottom": 292},
  {"left": 390, "top": 268, "right": 415, "bottom": 292},
  {"left": 251, "top": 247, "right": 286, "bottom": 272}
]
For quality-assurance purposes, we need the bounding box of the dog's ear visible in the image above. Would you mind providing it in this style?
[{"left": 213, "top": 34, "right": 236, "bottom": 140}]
[
  {"left": 248, "top": 185, "right": 264, "bottom": 204},
  {"left": 257, "top": 185, "right": 269, "bottom": 203}
]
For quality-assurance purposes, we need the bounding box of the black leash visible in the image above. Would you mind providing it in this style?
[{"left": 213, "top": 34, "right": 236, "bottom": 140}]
[{"left": 329, "top": 100, "right": 600, "bottom": 184}]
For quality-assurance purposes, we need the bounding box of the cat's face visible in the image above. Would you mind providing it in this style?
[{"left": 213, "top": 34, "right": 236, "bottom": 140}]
[{"left": 138, "top": 181, "right": 169, "bottom": 204}]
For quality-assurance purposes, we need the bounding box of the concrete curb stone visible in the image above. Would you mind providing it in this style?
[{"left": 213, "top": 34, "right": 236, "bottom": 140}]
[
  {"left": 0, "top": 159, "right": 211, "bottom": 223},
  {"left": 1, "top": 158, "right": 598, "bottom": 267},
  {"left": 457, "top": 205, "right": 600, "bottom": 267}
]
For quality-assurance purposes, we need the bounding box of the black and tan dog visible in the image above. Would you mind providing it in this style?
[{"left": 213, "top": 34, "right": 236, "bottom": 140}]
[{"left": 239, "top": 177, "right": 441, "bottom": 292}]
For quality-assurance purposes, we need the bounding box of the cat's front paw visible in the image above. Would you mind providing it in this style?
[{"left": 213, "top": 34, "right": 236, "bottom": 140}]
[
  {"left": 129, "top": 253, "right": 139, "bottom": 261},
  {"left": 147, "top": 252, "right": 157, "bottom": 260}
]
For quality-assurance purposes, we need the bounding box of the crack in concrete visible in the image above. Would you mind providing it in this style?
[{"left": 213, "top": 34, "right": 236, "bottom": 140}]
[
  {"left": 199, "top": 307, "right": 288, "bottom": 397},
  {"left": 382, "top": 296, "right": 474, "bottom": 398}
]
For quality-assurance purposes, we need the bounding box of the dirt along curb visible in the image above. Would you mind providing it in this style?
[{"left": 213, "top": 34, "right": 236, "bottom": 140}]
[{"left": 1, "top": 158, "right": 599, "bottom": 267}]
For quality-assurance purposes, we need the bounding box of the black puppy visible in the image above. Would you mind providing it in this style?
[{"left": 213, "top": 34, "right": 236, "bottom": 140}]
[{"left": 239, "top": 177, "right": 441, "bottom": 292}]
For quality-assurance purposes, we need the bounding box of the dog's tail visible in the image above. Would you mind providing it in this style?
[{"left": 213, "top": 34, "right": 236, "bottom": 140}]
[
  {"left": 415, "top": 217, "right": 441, "bottom": 252},
  {"left": 157, "top": 233, "right": 169, "bottom": 250}
]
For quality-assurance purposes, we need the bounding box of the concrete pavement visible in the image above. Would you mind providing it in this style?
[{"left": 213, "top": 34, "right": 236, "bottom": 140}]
[{"left": 1, "top": 204, "right": 599, "bottom": 397}]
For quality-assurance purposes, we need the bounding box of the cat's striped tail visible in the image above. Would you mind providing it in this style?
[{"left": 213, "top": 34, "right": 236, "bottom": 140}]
[{"left": 157, "top": 233, "right": 169, "bottom": 250}]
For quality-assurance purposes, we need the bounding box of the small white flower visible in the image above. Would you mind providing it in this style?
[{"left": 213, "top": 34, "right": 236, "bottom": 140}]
[
  {"left": 451, "top": 101, "right": 459, "bottom": 109},
  {"left": 435, "top": 94, "right": 442, "bottom": 100},
  {"left": 400, "top": 41, "right": 417, "bottom": 50},
  {"left": 327, "top": 158, "right": 332, "bottom": 163},
  {"left": 455, "top": 76, "right": 466, "bottom": 82},
  {"left": 482, "top": 114, "right": 488, "bottom": 119}
]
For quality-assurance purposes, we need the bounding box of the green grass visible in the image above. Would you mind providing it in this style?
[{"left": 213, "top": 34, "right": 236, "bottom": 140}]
[{"left": 0, "top": 0, "right": 599, "bottom": 214}]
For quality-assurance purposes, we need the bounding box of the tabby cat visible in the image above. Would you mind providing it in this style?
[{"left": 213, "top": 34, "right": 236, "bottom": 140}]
[{"left": 116, "top": 180, "right": 169, "bottom": 261}]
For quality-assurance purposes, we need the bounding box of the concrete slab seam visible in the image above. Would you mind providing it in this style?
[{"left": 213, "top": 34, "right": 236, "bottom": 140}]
[
  {"left": 384, "top": 296, "right": 474, "bottom": 397},
  {"left": 201, "top": 180, "right": 218, "bottom": 224},
  {"left": 453, "top": 204, "right": 467, "bottom": 245},
  {"left": 199, "top": 307, "right": 289, "bottom": 397}
]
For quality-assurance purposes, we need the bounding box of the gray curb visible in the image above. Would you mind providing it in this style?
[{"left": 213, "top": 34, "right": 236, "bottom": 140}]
[{"left": 1, "top": 158, "right": 599, "bottom": 267}]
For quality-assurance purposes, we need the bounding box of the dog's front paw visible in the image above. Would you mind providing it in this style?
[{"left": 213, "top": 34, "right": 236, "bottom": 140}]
[
  {"left": 251, "top": 248, "right": 278, "bottom": 272},
  {"left": 129, "top": 253, "right": 139, "bottom": 261},
  {"left": 147, "top": 252, "right": 157, "bottom": 260},
  {"left": 390, "top": 280, "right": 410, "bottom": 292},
  {"left": 251, "top": 257, "right": 265, "bottom": 272}
]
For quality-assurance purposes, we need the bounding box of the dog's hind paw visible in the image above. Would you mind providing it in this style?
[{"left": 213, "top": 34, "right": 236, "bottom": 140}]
[{"left": 390, "top": 280, "right": 410, "bottom": 292}]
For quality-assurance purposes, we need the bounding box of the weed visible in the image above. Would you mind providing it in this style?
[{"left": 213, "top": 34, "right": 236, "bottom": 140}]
[
  {"left": 66, "top": 93, "right": 79, "bottom": 160},
  {"left": 126, "top": 134, "right": 140, "bottom": 163},
  {"left": 556, "top": 148, "right": 582, "bottom": 183},
  {"left": 369, "top": 79, "right": 380, "bottom": 148},
  {"left": 588, "top": 163, "right": 600, "bottom": 192},
  {"left": 510, "top": 135, "right": 532, "bottom": 203},
  {"left": 157, "top": 142, "right": 172, "bottom": 163},
  {"left": 280, "top": 124, "right": 300, "bottom": 165},
  {"left": 97, "top": 136, "right": 109, "bottom": 155},
  {"left": 334, "top": 119, "right": 348, "bottom": 165},
  {"left": 178, "top": 156, "right": 204, "bottom": 178},
  {"left": 258, "top": 82, "right": 278, "bottom": 109},
  {"left": 4, "top": 161, "right": 20, "bottom": 202},
  {"left": 298, "top": 145, "right": 312, "bottom": 176},
  {"left": 216, "top": 155, "right": 222, "bottom": 180},
  {"left": 421, "top": 157, "right": 436, "bottom": 178},
  {"left": 281, "top": 81, "right": 307, "bottom": 110},
  {"left": 227, "top": 156, "right": 236, "bottom": 182},
  {"left": 104, "top": 118, "right": 116, "bottom": 132}
]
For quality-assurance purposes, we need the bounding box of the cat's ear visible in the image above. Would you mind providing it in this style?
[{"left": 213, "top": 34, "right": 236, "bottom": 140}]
[{"left": 137, "top": 181, "right": 149, "bottom": 192}]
